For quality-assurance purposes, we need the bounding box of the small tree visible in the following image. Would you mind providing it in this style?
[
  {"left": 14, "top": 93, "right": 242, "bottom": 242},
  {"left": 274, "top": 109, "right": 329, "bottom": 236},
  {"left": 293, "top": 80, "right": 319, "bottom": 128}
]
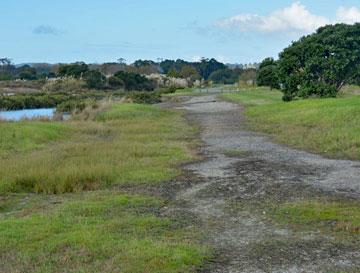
[{"left": 257, "top": 58, "right": 279, "bottom": 89}]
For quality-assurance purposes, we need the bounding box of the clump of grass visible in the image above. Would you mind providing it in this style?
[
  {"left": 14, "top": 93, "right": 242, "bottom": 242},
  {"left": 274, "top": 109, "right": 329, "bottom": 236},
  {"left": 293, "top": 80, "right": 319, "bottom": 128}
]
[
  {"left": 222, "top": 87, "right": 360, "bottom": 160},
  {"left": 221, "top": 87, "right": 283, "bottom": 106},
  {"left": 271, "top": 200, "right": 360, "bottom": 235},
  {"left": 0, "top": 192, "right": 208, "bottom": 273},
  {"left": 0, "top": 103, "right": 197, "bottom": 194}
]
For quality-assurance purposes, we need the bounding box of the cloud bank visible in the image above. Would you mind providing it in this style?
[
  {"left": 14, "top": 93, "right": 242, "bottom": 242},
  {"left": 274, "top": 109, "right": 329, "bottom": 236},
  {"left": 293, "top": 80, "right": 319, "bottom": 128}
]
[{"left": 216, "top": 2, "right": 360, "bottom": 34}]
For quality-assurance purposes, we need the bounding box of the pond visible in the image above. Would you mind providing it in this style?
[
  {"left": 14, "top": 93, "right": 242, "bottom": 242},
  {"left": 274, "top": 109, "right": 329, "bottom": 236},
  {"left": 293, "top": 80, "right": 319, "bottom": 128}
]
[{"left": 0, "top": 108, "right": 56, "bottom": 121}]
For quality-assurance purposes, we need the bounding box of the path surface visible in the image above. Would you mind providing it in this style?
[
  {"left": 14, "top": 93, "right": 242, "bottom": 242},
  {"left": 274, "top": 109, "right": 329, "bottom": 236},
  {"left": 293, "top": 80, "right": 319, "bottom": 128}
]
[{"left": 165, "top": 94, "right": 360, "bottom": 273}]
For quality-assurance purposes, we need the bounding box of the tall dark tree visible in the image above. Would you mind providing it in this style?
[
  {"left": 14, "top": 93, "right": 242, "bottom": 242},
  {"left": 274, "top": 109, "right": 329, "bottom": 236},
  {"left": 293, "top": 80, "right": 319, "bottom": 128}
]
[{"left": 278, "top": 23, "right": 360, "bottom": 101}]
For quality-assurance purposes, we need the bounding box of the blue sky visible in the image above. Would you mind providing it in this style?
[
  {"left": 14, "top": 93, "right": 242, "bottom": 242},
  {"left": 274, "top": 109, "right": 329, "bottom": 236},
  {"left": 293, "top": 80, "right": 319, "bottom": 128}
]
[{"left": 1, "top": 0, "right": 360, "bottom": 64}]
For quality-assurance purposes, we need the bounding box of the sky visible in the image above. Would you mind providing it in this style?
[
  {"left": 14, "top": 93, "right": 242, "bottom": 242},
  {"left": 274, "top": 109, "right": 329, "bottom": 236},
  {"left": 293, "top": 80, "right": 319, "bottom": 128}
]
[{"left": 1, "top": 0, "right": 360, "bottom": 64}]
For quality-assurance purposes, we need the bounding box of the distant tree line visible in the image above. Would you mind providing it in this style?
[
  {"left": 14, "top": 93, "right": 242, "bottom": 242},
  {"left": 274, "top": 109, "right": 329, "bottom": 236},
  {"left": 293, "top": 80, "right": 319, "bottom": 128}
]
[{"left": 0, "top": 57, "right": 260, "bottom": 88}]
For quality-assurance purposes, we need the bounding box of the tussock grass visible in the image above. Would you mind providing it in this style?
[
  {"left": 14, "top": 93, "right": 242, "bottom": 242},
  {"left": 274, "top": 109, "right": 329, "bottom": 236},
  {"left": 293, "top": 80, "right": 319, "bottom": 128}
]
[
  {"left": 222, "top": 87, "right": 360, "bottom": 160},
  {"left": 0, "top": 191, "right": 208, "bottom": 273},
  {"left": 0, "top": 103, "right": 197, "bottom": 194}
]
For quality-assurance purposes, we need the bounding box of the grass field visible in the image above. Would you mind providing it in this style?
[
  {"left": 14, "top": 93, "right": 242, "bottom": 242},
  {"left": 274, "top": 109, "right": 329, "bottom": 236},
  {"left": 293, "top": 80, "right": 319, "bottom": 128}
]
[
  {"left": 0, "top": 103, "right": 198, "bottom": 194},
  {"left": 221, "top": 87, "right": 360, "bottom": 160},
  {"left": 0, "top": 103, "right": 208, "bottom": 272},
  {"left": 0, "top": 191, "right": 207, "bottom": 273}
]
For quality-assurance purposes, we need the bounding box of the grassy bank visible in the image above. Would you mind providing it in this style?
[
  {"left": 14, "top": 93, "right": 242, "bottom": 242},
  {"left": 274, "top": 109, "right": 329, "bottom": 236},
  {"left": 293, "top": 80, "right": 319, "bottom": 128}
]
[
  {"left": 0, "top": 102, "right": 208, "bottom": 272},
  {"left": 221, "top": 87, "right": 360, "bottom": 160}
]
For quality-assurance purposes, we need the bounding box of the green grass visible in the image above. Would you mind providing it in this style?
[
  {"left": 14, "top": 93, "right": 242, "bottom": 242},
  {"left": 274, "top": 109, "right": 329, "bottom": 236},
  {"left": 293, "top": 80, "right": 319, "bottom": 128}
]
[
  {"left": 271, "top": 200, "right": 360, "bottom": 236},
  {"left": 0, "top": 121, "right": 69, "bottom": 157},
  {"left": 0, "top": 191, "right": 208, "bottom": 273},
  {"left": 0, "top": 103, "right": 198, "bottom": 194},
  {"left": 221, "top": 87, "right": 360, "bottom": 160}
]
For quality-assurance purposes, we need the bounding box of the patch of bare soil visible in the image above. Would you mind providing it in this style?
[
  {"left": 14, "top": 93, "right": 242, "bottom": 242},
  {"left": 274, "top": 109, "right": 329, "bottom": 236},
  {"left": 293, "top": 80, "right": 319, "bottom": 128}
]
[{"left": 162, "top": 95, "right": 360, "bottom": 273}]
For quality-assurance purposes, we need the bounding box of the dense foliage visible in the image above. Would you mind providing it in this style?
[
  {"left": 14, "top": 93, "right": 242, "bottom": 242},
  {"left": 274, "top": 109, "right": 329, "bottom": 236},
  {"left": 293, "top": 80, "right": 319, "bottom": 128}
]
[{"left": 278, "top": 23, "right": 360, "bottom": 101}]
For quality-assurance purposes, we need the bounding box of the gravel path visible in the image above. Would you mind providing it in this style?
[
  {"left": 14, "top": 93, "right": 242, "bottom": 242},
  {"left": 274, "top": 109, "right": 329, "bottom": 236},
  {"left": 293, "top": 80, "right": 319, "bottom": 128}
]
[{"left": 165, "top": 94, "right": 360, "bottom": 273}]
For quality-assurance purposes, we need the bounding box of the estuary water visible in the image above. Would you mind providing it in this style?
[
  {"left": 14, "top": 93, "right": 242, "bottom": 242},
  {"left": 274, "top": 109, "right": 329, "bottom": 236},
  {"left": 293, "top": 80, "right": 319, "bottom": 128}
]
[{"left": 0, "top": 108, "right": 56, "bottom": 121}]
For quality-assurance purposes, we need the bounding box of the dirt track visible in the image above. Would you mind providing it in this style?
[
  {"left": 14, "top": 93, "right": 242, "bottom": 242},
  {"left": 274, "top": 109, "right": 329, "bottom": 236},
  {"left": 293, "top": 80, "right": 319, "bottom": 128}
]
[{"left": 164, "top": 94, "right": 360, "bottom": 273}]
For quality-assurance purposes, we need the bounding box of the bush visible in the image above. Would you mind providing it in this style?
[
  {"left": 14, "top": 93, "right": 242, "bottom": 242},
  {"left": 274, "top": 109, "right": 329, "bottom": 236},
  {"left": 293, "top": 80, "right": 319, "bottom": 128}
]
[
  {"left": 108, "top": 76, "right": 124, "bottom": 89},
  {"left": 83, "top": 70, "right": 106, "bottom": 89},
  {"left": 127, "top": 92, "right": 161, "bottom": 104}
]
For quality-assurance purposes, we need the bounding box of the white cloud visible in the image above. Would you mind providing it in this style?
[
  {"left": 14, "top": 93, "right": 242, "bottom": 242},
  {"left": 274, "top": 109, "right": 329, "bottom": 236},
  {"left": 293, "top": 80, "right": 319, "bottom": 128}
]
[
  {"left": 216, "top": 2, "right": 360, "bottom": 34},
  {"left": 336, "top": 6, "right": 360, "bottom": 24}
]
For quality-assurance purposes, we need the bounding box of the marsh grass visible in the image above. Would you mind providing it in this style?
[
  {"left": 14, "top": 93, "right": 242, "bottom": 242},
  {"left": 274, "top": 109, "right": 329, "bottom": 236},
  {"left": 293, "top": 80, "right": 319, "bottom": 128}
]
[
  {"left": 0, "top": 103, "right": 198, "bottom": 194},
  {"left": 222, "top": 87, "right": 360, "bottom": 160},
  {"left": 0, "top": 191, "right": 208, "bottom": 273}
]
